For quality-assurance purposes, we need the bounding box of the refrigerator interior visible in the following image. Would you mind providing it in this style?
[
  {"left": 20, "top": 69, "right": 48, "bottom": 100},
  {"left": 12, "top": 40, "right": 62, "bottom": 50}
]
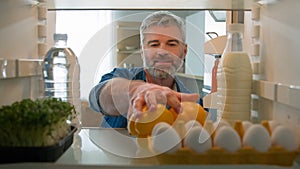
[{"left": 0, "top": 0, "right": 299, "bottom": 140}]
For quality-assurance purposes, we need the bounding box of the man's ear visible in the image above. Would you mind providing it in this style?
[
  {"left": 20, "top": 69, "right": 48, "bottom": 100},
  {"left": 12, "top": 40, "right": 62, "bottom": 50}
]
[{"left": 183, "top": 43, "right": 188, "bottom": 58}]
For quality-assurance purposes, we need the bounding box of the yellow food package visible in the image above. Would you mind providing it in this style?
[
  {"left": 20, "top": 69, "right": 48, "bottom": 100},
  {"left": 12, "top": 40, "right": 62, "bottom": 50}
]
[{"left": 128, "top": 104, "right": 175, "bottom": 137}]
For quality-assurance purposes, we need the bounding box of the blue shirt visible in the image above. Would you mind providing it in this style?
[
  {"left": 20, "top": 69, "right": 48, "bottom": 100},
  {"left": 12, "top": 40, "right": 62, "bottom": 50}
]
[{"left": 89, "top": 67, "right": 204, "bottom": 128}]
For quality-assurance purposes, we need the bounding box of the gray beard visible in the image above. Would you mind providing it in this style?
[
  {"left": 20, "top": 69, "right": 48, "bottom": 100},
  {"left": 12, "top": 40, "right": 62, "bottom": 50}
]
[
  {"left": 144, "top": 59, "right": 184, "bottom": 79},
  {"left": 147, "top": 67, "right": 174, "bottom": 79}
]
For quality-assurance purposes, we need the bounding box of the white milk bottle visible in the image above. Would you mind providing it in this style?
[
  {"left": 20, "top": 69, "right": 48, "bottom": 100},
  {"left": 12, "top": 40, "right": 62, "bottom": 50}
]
[{"left": 217, "top": 24, "right": 252, "bottom": 125}]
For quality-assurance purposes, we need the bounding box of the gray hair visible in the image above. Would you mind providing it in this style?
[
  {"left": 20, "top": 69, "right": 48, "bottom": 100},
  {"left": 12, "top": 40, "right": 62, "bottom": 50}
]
[{"left": 140, "top": 11, "right": 186, "bottom": 46}]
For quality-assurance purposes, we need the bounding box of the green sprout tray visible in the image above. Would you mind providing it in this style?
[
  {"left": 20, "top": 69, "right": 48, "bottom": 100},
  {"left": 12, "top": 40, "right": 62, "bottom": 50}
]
[{"left": 0, "top": 126, "right": 77, "bottom": 163}]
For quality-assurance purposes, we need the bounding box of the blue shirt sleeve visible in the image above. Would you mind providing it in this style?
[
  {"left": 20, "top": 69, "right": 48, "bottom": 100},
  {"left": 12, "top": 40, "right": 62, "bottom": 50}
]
[
  {"left": 89, "top": 68, "right": 146, "bottom": 128},
  {"left": 89, "top": 67, "right": 146, "bottom": 114}
]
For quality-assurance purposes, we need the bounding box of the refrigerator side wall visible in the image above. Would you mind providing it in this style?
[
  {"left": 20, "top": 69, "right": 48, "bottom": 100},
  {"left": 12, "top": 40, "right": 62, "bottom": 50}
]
[{"left": 258, "top": 0, "right": 300, "bottom": 138}]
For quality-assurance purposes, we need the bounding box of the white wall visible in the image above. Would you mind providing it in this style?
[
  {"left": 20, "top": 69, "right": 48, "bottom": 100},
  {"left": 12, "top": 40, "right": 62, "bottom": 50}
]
[{"left": 185, "top": 12, "right": 205, "bottom": 76}]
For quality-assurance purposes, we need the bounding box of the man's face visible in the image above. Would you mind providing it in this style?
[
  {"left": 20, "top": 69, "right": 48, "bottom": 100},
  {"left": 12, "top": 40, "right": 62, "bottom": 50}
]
[{"left": 141, "top": 25, "right": 187, "bottom": 79}]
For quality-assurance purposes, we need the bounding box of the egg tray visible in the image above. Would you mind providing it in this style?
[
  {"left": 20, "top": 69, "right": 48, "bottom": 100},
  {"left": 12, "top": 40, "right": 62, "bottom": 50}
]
[{"left": 155, "top": 146, "right": 299, "bottom": 166}]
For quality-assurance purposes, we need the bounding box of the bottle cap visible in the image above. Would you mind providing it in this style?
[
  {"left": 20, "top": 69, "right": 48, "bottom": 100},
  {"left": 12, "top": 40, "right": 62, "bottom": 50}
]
[
  {"left": 54, "top": 33, "right": 68, "bottom": 41},
  {"left": 227, "top": 23, "right": 244, "bottom": 33},
  {"left": 214, "top": 54, "right": 222, "bottom": 59}
]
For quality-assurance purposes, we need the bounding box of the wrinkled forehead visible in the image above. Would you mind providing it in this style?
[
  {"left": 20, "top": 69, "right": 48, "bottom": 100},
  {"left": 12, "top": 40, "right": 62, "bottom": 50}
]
[{"left": 143, "top": 25, "right": 184, "bottom": 42}]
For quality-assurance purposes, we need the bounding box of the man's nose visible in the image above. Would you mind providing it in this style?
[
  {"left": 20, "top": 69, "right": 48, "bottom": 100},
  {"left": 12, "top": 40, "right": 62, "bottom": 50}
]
[{"left": 157, "top": 46, "right": 169, "bottom": 57}]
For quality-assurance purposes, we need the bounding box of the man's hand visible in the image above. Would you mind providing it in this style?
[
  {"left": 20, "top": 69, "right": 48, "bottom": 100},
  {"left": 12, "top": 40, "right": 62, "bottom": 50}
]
[{"left": 128, "top": 83, "right": 199, "bottom": 120}]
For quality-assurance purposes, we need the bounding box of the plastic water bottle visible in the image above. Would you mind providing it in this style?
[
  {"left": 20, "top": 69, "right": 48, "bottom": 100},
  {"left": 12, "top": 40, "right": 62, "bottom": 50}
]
[
  {"left": 42, "top": 33, "right": 81, "bottom": 129},
  {"left": 216, "top": 24, "right": 253, "bottom": 125}
]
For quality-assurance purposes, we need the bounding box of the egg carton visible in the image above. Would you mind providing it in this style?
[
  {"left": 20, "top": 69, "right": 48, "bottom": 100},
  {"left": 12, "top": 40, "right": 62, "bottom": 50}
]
[{"left": 155, "top": 146, "right": 299, "bottom": 166}]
